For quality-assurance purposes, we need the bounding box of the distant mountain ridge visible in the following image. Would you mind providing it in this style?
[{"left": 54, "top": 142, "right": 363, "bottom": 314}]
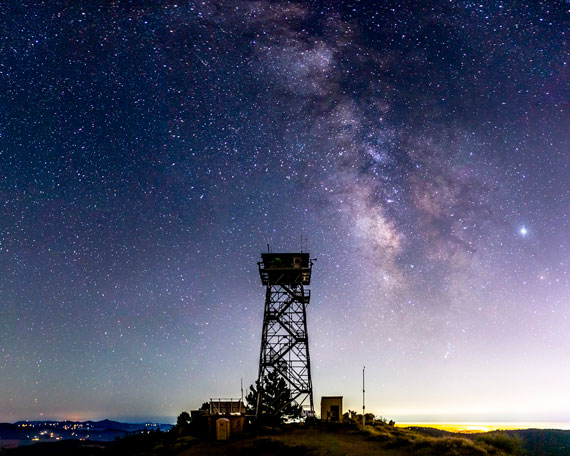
[
  {"left": 1, "top": 419, "right": 172, "bottom": 447},
  {"left": 12, "top": 419, "right": 171, "bottom": 429}
]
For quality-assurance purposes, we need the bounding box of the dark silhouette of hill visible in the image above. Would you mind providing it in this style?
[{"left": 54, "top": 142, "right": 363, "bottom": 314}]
[
  {"left": 403, "top": 426, "right": 458, "bottom": 438},
  {"left": 3, "top": 422, "right": 570, "bottom": 455},
  {"left": 87, "top": 420, "right": 123, "bottom": 428},
  {"left": 506, "top": 429, "right": 570, "bottom": 456},
  {"left": 0, "top": 440, "right": 107, "bottom": 456},
  {"left": 0, "top": 423, "right": 22, "bottom": 440},
  {"left": 0, "top": 419, "right": 171, "bottom": 450}
]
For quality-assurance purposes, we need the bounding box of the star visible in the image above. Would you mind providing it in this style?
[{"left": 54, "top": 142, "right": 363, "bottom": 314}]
[{"left": 0, "top": 0, "right": 567, "bottom": 426}]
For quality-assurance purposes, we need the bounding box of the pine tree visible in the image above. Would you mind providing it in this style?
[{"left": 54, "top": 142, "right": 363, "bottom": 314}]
[{"left": 245, "top": 370, "right": 303, "bottom": 424}]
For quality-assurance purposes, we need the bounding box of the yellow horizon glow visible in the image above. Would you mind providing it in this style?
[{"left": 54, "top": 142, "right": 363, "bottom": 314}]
[{"left": 396, "top": 422, "right": 570, "bottom": 433}]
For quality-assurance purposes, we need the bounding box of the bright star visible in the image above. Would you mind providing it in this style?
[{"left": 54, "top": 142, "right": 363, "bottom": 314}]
[{"left": 520, "top": 226, "right": 528, "bottom": 236}]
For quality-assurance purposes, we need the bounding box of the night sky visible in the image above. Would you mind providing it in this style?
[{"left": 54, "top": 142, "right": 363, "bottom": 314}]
[{"left": 1, "top": 1, "right": 569, "bottom": 424}]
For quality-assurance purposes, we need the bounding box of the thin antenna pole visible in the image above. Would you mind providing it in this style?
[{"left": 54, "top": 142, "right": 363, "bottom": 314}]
[
  {"left": 241, "top": 378, "right": 244, "bottom": 410},
  {"left": 362, "top": 366, "right": 365, "bottom": 426}
]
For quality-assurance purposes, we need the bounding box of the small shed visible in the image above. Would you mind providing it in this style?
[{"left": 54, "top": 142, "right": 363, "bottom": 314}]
[
  {"left": 216, "top": 418, "right": 230, "bottom": 440},
  {"left": 321, "top": 396, "right": 343, "bottom": 422}
]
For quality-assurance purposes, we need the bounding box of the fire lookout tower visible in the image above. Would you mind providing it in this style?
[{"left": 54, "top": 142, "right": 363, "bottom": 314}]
[{"left": 256, "top": 252, "right": 315, "bottom": 417}]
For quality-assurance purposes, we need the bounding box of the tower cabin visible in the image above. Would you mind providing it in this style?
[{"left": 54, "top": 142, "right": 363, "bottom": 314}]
[{"left": 258, "top": 252, "right": 312, "bottom": 286}]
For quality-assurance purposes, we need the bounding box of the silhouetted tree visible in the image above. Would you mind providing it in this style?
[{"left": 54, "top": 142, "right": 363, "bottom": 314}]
[
  {"left": 176, "top": 411, "right": 191, "bottom": 428},
  {"left": 199, "top": 402, "right": 209, "bottom": 412},
  {"left": 245, "top": 370, "right": 303, "bottom": 425}
]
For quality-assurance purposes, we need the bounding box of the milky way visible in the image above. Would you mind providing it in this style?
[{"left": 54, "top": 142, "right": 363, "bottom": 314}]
[{"left": 1, "top": 1, "right": 568, "bottom": 423}]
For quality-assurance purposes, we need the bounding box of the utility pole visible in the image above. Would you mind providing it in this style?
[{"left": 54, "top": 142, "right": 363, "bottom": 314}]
[{"left": 362, "top": 366, "right": 365, "bottom": 426}]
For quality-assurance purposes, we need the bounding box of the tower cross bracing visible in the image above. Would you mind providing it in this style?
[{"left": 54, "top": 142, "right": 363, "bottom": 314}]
[{"left": 256, "top": 252, "right": 315, "bottom": 416}]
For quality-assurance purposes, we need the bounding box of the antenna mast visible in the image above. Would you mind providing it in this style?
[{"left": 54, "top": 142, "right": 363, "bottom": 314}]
[{"left": 362, "top": 366, "right": 366, "bottom": 426}]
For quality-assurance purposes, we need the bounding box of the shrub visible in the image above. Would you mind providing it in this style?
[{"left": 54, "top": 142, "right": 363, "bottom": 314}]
[
  {"left": 476, "top": 433, "right": 521, "bottom": 454},
  {"left": 415, "top": 437, "right": 488, "bottom": 456}
]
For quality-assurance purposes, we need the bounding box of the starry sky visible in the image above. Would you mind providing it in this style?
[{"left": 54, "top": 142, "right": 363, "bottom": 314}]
[{"left": 1, "top": 1, "right": 569, "bottom": 424}]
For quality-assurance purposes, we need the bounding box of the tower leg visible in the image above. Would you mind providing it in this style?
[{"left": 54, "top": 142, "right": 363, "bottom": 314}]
[{"left": 256, "top": 284, "right": 314, "bottom": 418}]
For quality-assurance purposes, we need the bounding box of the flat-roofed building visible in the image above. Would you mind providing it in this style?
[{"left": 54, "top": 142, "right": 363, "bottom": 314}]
[{"left": 321, "top": 396, "right": 342, "bottom": 422}]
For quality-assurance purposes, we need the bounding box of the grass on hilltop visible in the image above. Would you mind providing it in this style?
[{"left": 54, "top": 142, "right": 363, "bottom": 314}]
[
  {"left": 113, "top": 421, "right": 522, "bottom": 456},
  {"left": 1, "top": 421, "right": 526, "bottom": 456}
]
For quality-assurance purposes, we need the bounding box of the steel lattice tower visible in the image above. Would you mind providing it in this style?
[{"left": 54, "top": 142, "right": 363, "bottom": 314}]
[{"left": 256, "top": 252, "right": 315, "bottom": 417}]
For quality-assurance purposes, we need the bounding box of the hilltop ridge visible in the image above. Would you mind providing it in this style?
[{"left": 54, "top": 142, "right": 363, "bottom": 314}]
[{"left": 3, "top": 421, "right": 570, "bottom": 455}]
